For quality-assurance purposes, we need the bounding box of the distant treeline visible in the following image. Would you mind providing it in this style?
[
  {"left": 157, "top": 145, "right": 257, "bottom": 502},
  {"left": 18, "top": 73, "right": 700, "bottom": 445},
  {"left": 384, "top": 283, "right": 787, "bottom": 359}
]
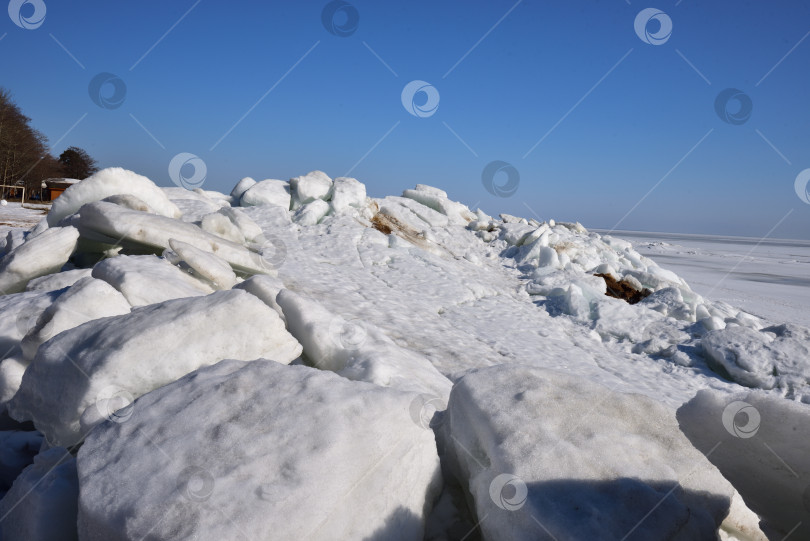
[{"left": 0, "top": 88, "right": 97, "bottom": 198}]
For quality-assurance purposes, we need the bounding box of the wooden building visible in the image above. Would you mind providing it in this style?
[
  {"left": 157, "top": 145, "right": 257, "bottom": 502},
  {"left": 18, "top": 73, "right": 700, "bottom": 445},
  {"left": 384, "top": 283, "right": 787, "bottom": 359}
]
[{"left": 44, "top": 178, "right": 80, "bottom": 201}]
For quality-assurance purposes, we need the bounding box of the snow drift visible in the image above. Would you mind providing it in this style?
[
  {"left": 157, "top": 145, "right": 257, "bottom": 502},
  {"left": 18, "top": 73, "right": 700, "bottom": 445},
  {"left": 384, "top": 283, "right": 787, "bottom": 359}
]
[
  {"left": 0, "top": 166, "right": 807, "bottom": 539},
  {"left": 77, "top": 360, "right": 442, "bottom": 541}
]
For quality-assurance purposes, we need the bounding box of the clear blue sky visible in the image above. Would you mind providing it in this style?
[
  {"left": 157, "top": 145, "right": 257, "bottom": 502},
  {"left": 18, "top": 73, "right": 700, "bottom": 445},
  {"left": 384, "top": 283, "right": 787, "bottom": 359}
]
[{"left": 3, "top": 0, "right": 810, "bottom": 238}]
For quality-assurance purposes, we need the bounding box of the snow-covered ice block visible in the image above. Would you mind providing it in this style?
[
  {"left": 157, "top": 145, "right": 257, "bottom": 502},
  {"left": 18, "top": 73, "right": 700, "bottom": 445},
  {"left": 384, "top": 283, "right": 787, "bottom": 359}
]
[
  {"left": 276, "top": 290, "right": 452, "bottom": 400},
  {"left": 77, "top": 360, "right": 442, "bottom": 541},
  {"left": 100, "top": 194, "right": 155, "bottom": 213},
  {"left": 9, "top": 290, "right": 302, "bottom": 446},
  {"left": 678, "top": 388, "right": 810, "bottom": 539},
  {"left": 701, "top": 324, "right": 810, "bottom": 400},
  {"left": 381, "top": 196, "right": 450, "bottom": 228},
  {"left": 441, "top": 365, "right": 765, "bottom": 541},
  {"left": 402, "top": 186, "right": 475, "bottom": 225},
  {"left": 592, "top": 296, "right": 669, "bottom": 342},
  {"left": 239, "top": 179, "right": 291, "bottom": 210},
  {"left": 24, "top": 269, "right": 92, "bottom": 293},
  {"left": 218, "top": 207, "right": 264, "bottom": 242},
  {"left": 199, "top": 211, "right": 245, "bottom": 244},
  {"left": 168, "top": 239, "right": 238, "bottom": 289},
  {"left": 229, "top": 176, "right": 256, "bottom": 201},
  {"left": 0, "top": 447, "right": 78, "bottom": 541},
  {"left": 639, "top": 287, "right": 697, "bottom": 322},
  {"left": 293, "top": 199, "right": 330, "bottom": 226},
  {"left": 290, "top": 170, "right": 332, "bottom": 207},
  {"left": 47, "top": 168, "right": 181, "bottom": 226},
  {"left": 165, "top": 194, "right": 223, "bottom": 223},
  {"left": 0, "top": 430, "right": 43, "bottom": 495},
  {"left": 0, "top": 227, "right": 79, "bottom": 295},
  {"left": 330, "top": 176, "right": 367, "bottom": 213},
  {"left": 20, "top": 277, "right": 131, "bottom": 362},
  {"left": 0, "top": 290, "right": 63, "bottom": 362},
  {"left": 239, "top": 203, "right": 293, "bottom": 232},
  {"left": 499, "top": 223, "right": 536, "bottom": 246},
  {"left": 77, "top": 202, "right": 272, "bottom": 275},
  {"left": 92, "top": 255, "right": 213, "bottom": 307},
  {"left": 0, "top": 357, "right": 26, "bottom": 404},
  {"left": 0, "top": 229, "right": 26, "bottom": 258},
  {"left": 233, "top": 274, "right": 286, "bottom": 322}
]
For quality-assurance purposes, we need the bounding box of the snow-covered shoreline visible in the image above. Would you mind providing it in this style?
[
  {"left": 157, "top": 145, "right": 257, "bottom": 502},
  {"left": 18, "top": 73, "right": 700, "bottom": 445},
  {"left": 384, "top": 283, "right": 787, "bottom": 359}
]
[{"left": 0, "top": 168, "right": 807, "bottom": 539}]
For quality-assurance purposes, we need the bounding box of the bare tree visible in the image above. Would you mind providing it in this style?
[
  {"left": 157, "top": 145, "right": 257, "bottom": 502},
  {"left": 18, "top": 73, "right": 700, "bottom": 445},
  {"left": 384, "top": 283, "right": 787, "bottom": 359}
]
[
  {"left": 0, "top": 89, "right": 52, "bottom": 199},
  {"left": 0, "top": 89, "right": 98, "bottom": 201}
]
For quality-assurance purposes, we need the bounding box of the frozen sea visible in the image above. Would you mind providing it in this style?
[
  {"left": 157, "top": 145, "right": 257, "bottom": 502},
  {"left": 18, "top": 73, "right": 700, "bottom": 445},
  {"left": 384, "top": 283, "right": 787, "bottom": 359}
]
[{"left": 600, "top": 230, "right": 810, "bottom": 328}]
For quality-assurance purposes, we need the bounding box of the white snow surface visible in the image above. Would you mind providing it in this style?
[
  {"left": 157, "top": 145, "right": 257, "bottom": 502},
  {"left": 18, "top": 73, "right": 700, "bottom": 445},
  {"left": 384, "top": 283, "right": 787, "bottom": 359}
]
[
  {"left": 678, "top": 388, "right": 810, "bottom": 539},
  {"left": 9, "top": 290, "right": 301, "bottom": 446},
  {"left": 0, "top": 168, "right": 807, "bottom": 539},
  {"left": 276, "top": 289, "right": 452, "bottom": 399},
  {"left": 440, "top": 364, "right": 765, "bottom": 540},
  {"left": 77, "top": 360, "right": 442, "bottom": 541},
  {"left": 0, "top": 203, "right": 47, "bottom": 240},
  {"left": 19, "top": 276, "right": 131, "bottom": 362},
  {"left": 0, "top": 226, "right": 79, "bottom": 294},
  {"left": 47, "top": 168, "right": 181, "bottom": 226},
  {"left": 240, "top": 178, "right": 291, "bottom": 210},
  {"left": 0, "top": 447, "right": 78, "bottom": 540},
  {"left": 91, "top": 254, "right": 213, "bottom": 306}
]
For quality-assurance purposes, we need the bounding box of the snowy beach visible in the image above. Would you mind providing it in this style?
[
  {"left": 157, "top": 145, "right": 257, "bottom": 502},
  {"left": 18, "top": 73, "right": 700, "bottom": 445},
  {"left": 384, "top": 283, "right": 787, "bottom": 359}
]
[{"left": 0, "top": 169, "right": 806, "bottom": 540}]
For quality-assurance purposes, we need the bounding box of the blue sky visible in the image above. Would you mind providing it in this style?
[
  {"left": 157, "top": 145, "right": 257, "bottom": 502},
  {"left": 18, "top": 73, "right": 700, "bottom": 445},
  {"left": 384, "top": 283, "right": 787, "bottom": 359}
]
[{"left": 3, "top": 0, "right": 810, "bottom": 238}]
